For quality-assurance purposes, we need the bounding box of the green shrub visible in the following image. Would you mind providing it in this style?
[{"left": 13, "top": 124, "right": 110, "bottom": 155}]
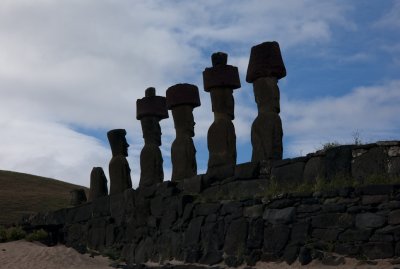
[
  {"left": 0, "top": 226, "right": 7, "bottom": 242},
  {"left": 6, "top": 226, "right": 26, "bottom": 241},
  {"left": 25, "top": 229, "right": 48, "bottom": 242}
]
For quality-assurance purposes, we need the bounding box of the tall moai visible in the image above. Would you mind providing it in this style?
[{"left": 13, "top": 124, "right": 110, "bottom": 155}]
[
  {"left": 203, "top": 52, "right": 241, "bottom": 174},
  {"left": 136, "top": 87, "right": 168, "bottom": 187},
  {"left": 107, "top": 129, "right": 132, "bottom": 195},
  {"left": 166, "top": 83, "right": 201, "bottom": 182},
  {"left": 246, "top": 41, "right": 286, "bottom": 162},
  {"left": 88, "top": 167, "right": 108, "bottom": 201}
]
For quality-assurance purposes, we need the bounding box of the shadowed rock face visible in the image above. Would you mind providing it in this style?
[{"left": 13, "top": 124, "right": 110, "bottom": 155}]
[
  {"left": 137, "top": 88, "right": 168, "bottom": 187},
  {"left": 107, "top": 129, "right": 132, "bottom": 195},
  {"left": 70, "top": 188, "right": 87, "bottom": 206},
  {"left": 166, "top": 83, "right": 200, "bottom": 182},
  {"left": 203, "top": 52, "right": 240, "bottom": 174},
  {"left": 88, "top": 167, "right": 108, "bottom": 201},
  {"left": 247, "top": 41, "right": 285, "bottom": 162}
]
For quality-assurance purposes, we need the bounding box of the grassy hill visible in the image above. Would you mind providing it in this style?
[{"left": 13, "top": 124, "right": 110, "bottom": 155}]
[{"left": 0, "top": 170, "right": 88, "bottom": 225}]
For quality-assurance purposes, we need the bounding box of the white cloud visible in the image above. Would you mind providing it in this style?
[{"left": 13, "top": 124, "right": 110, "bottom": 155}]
[
  {"left": 0, "top": 0, "right": 377, "bottom": 187},
  {"left": 373, "top": 1, "right": 400, "bottom": 29},
  {"left": 282, "top": 80, "right": 400, "bottom": 156}
]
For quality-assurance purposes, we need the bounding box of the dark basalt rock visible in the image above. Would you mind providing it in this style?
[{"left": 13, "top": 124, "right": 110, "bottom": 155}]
[
  {"left": 70, "top": 189, "right": 87, "bottom": 206},
  {"left": 89, "top": 167, "right": 108, "bottom": 202}
]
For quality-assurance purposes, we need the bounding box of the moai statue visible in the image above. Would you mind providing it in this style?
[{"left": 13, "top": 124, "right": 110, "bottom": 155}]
[
  {"left": 136, "top": 87, "right": 168, "bottom": 187},
  {"left": 246, "top": 41, "right": 286, "bottom": 162},
  {"left": 166, "top": 83, "right": 201, "bottom": 181},
  {"left": 203, "top": 52, "right": 241, "bottom": 174},
  {"left": 70, "top": 188, "right": 87, "bottom": 206},
  {"left": 88, "top": 167, "right": 108, "bottom": 201},
  {"left": 107, "top": 129, "right": 132, "bottom": 195}
]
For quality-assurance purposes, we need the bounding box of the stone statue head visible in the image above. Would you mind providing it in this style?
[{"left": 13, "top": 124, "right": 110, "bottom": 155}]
[
  {"left": 253, "top": 77, "right": 280, "bottom": 113},
  {"left": 107, "top": 129, "right": 129, "bottom": 157},
  {"left": 210, "top": 88, "right": 234, "bottom": 120},
  {"left": 171, "top": 105, "right": 195, "bottom": 137},
  {"left": 141, "top": 116, "right": 162, "bottom": 146}
]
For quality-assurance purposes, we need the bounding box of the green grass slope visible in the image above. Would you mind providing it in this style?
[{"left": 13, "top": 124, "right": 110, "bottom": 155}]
[{"left": 0, "top": 170, "right": 88, "bottom": 225}]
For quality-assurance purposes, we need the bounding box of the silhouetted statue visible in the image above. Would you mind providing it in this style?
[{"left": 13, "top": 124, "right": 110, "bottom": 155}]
[
  {"left": 88, "top": 167, "right": 108, "bottom": 201},
  {"left": 203, "top": 52, "right": 241, "bottom": 174},
  {"left": 107, "top": 129, "right": 132, "bottom": 195},
  {"left": 166, "top": 83, "right": 201, "bottom": 181},
  {"left": 246, "top": 41, "right": 286, "bottom": 162},
  {"left": 137, "top": 87, "right": 168, "bottom": 187},
  {"left": 70, "top": 188, "right": 87, "bottom": 206}
]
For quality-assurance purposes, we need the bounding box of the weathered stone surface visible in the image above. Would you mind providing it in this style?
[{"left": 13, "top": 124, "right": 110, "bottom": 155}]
[
  {"left": 355, "top": 213, "right": 386, "bottom": 229},
  {"left": 137, "top": 88, "right": 168, "bottom": 187},
  {"left": 107, "top": 129, "right": 132, "bottom": 195},
  {"left": 267, "top": 198, "right": 295, "bottom": 209},
  {"left": 362, "top": 195, "right": 389, "bottom": 205},
  {"left": 370, "top": 233, "right": 393, "bottom": 242},
  {"left": 357, "top": 184, "right": 394, "bottom": 195},
  {"left": 312, "top": 228, "right": 341, "bottom": 241},
  {"left": 69, "top": 189, "right": 87, "bottom": 206},
  {"left": 263, "top": 225, "right": 290, "bottom": 255},
  {"left": 298, "top": 247, "right": 312, "bottom": 265},
  {"left": 263, "top": 207, "right": 296, "bottom": 224},
  {"left": 283, "top": 244, "right": 299, "bottom": 265},
  {"left": 325, "top": 146, "right": 352, "bottom": 179},
  {"left": 183, "top": 175, "right": 203, "bottom": 194},
  {"left": 167, "top": 84, "right": 200, "bottom": 182},
  {"left": 184, "top": 216, "right": 204, "bottom": 248},
  {"left": 352, "top": 147, "right": 388, "bottom": 180},
  {"left": 389, "top": 210, "right": 400, "bottom": 225},
  {"left": 247, "top": 218, "right": 264, "bottom": 249},
  {"left": 204, "top": 53, "right": 238, "bottom": 174},
  {"left": 225, "top": 255, "right": 243, "bottom": 268},
  {"left": 312, "top": 213, "right": 353, "bottom": 229},
  {"left": 297, "top": 204, "right": 321, "bottom": 214},
  {"left": 271, "top": 161, "right": 304, "bottom": 185},
  {"left": 234, "top": 162, "right": 260, "bottom": 180},
  {"left": 251, "top": 78, "right": 283, "bottom": 162},
  {"left": 195, "top": 203, "right": 220, "bottom": 216},
  {"left": 224, "top": 218, "right": 248, "bottom": 255},
  {"left": 243, "top": 205, "right": 264, "bottom": 218},
  {"left": 335, "top": 243, "right": 360, "bottom": 256},
  {"left": 362, "top": 242, "right": 394, "bottom": 259},
  {"left": 303, "top": 156, "right": 326, "bottom": 183},
  {"left": 389, "top": 157, "right": 400, "bottom": 176},
  {"left": 92, "top": 195, "right": 110, "bottom": 217},
  {"left": 89, "top": 167, "right": 108, "bottom": 201},
  {"left": 291, "top": 222, "right": 309, "bottom": 244},
  {"left": 338, "top": 228, "right": 372, "bottom": 242},
  {"left": 322, "top": 204, "right": 346, "bottom": 213}
]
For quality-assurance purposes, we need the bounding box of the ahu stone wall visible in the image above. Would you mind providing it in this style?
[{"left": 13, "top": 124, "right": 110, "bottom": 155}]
[{"left": 22, "top": 141, "right": 400, "bottom": 267}]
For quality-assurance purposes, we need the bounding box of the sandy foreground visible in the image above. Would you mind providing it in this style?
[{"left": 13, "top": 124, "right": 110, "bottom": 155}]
[{"left": 0, "top": 240, "right": 398, "bottom": 269}]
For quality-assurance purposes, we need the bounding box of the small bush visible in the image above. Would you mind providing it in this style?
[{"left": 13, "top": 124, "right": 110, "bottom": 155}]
[
  {"left": 6, "top": 226, "right": 26, "bottom": 241},
  {"left": 26, "top": 229, "right": 48, "bottom": 242},
  {"left": 0, "top": 226, "right": 7, "bottom": 242}
]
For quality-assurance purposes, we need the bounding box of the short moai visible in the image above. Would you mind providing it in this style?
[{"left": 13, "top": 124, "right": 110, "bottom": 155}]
[
  {"left": 137, "top": 87, "right": 168, "bottom": 187},
  {"left": 88, "top": 167, "right": 108, "bottom": 201},
  {"left": 107, "top": 129, "right": 132, "bottom": 195},
  {"left": 246, "top": 41, "right": 286, "bottom": 162},
  {"left": 70, "top": 189, "right": 87, "bottom": 206},
  {"left": 166, "top": 83, "right": 201, "bottom": 182},
  {"left": 203, "top": 52, "right": 241, "bottom": 174}
]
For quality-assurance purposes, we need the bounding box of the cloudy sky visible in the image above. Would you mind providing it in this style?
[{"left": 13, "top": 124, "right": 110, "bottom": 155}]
[{"left": 0, "top": 0, "right": 399, "bottom": 187}]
